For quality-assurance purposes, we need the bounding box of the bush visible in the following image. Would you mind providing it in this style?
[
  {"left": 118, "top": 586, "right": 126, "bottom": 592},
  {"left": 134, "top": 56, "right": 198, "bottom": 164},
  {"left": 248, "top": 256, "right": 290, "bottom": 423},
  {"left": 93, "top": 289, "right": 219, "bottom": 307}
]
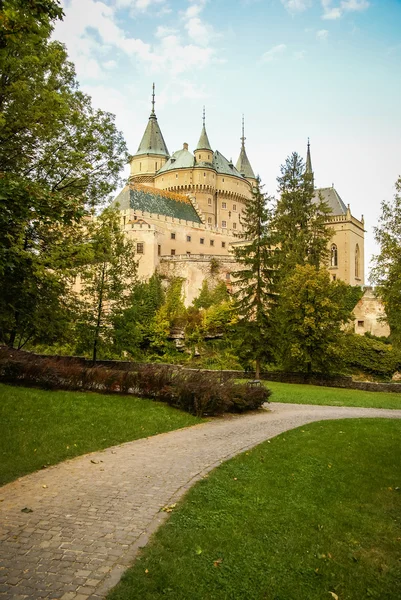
[
  {"left": 0, "top": 348, "right": 270, "bottom": 416},
  {"left": 340, "top": 334, "right": 401, "bottom": 378}
]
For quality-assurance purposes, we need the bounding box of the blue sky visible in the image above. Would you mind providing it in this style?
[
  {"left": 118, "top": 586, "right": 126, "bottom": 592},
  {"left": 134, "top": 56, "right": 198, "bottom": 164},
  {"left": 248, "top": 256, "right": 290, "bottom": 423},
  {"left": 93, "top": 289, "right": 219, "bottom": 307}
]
[{"left": 53, "top": 0, "right": 401, "bottom": 279}]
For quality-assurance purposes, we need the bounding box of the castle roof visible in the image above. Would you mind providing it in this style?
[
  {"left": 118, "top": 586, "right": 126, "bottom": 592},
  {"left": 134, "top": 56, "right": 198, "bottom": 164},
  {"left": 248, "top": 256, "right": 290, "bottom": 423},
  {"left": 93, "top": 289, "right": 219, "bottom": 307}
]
[
  {"left": 314, "top": 187, "right": 347, "bottom": 216},
  {"left": 235, "top": 117, "right": 256, "bottom": 179},
  {"left": 111, "top": 184, "right": 202, "bottom": 223},
  {"left": 158, "top": 147, "right": 195, "bottom": 172},
  {"left": 195, "top": 108, "right": 213, "bottom": 151},
  {"left": 213, "top": 150, "right": 243, "bottom": 177},
  {"left": 134, "top": 84, "right": 169, "bottom": 158}
]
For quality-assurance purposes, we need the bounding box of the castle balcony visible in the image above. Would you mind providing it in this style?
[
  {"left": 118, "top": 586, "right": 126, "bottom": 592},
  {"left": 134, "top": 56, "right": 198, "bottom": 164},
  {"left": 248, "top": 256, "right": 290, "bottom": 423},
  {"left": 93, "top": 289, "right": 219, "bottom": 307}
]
[{"left": 160, "top": 254, "right": 236, "bottom": 263}]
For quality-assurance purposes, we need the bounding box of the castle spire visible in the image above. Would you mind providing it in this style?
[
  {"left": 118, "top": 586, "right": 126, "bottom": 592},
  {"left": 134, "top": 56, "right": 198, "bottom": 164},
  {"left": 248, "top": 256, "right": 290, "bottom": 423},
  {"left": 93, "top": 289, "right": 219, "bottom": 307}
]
[
  {"left": 306, "top": 137, "right": 314, "bottom": 185},
  {"left": 134, "top": 83, "right": 169, "bottom": 157},
  {"left": 235, "top": 115, "right": 256, "bottom": 180},
  {"left": 195, "top": 106, "right": 212, "bottom": 152}
]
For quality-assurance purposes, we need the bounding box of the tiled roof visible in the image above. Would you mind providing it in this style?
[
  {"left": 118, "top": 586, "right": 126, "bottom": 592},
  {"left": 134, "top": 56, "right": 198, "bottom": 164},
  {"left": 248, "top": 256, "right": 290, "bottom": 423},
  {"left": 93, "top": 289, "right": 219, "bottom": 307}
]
[
  {"left": 158, "top": 148, "right": 195, "bottom": 173},
  {"left": 235, "top": 145, "right": 255, "bottom": 179},
  {"left": 195, "top": 124, "right": 213, "bottom": 151},
  {"left": 111, "top": 185, "right": 202, "bottom": 223},
  {"left": 314, "top": 187, "right": 347, "bottom": 216},
  {"left": 134, "top": 114, "right": 169, "bottom": 157},
  {"left": 213, "top": 150, "right": 243, "bottom": 177}
]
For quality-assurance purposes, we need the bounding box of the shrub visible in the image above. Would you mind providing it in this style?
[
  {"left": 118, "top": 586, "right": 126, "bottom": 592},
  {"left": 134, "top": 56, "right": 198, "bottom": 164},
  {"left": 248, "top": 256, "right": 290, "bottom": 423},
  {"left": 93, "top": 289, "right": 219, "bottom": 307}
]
[
  {"left": 340, "top": 334, "right": 401, "bottom": 378},
  {"left": 0, "top": 348, "right": 271, "bottom": 416}
]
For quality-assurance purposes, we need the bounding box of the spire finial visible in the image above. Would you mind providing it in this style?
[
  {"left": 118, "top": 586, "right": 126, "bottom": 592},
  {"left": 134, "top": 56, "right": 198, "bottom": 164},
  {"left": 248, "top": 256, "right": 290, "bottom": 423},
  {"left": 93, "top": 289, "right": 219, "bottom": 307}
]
[
  {"left": 151, "top": 83, "right": 155, "bottom": 116},
  {"left": 202, "top": 105, "right": 205, "bottom": 127},
  {"left": 241, "top": 114, "right": 246, "bottom": 148}
]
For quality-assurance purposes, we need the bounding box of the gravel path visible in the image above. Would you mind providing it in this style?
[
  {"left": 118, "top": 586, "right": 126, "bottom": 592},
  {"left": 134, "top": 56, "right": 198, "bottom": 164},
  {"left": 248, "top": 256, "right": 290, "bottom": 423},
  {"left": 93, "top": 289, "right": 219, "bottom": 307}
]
[{"left": 1, "top": 402, "right": 400, "bottom": 600}]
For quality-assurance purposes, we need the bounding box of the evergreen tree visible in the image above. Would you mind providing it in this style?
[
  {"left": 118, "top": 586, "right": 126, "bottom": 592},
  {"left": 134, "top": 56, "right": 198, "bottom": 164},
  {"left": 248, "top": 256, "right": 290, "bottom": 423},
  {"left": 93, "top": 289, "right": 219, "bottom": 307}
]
[
  {"left": 273, "top": 152, "right": 332, "bottom": 277},
  {"left": 371, "top": 176, "right": 401, "bottom": 347},
  {"left": 231, "top": 178, "right": 276, "bottom": 378},
  {"left": 75, "top": 209, "right": 137, "bottom": 363}
]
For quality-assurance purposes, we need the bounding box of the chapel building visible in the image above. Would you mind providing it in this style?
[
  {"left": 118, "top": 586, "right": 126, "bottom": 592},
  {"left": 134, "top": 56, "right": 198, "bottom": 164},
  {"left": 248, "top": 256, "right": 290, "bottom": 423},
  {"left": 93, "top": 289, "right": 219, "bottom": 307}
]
[{"left": 111, "top": 86, "right": 365, "bottom": 304}]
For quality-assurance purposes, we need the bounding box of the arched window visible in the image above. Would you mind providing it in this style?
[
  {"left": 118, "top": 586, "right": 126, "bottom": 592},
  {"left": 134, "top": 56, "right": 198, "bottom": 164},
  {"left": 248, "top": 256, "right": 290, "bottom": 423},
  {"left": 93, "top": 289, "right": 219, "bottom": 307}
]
[
  {"left": 355, "top": 244, "right": 360, "bottom": 278},
  {"left": 330, "top": 244, "right": 338, "bottom": 267}
]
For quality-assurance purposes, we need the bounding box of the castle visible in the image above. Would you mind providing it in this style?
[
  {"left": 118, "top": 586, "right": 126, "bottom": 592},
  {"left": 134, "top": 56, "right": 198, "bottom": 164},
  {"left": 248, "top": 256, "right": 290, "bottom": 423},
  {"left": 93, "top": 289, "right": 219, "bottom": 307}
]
[{"left": 111, "top": 86, "right": 365, "bottom": 305}]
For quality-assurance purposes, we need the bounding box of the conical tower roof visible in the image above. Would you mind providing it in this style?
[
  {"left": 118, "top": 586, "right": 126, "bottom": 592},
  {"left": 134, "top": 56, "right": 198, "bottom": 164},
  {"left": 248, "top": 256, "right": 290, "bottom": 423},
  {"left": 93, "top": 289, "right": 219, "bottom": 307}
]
[
  {"left": 195, "top": 107, "right": 212, "bottom": 151},
  {"left": 305, "top": 138, "right": 314, "bottom": 185},
  {"left": 235, "top": 116, "right": 256, "bottom": 179},
  {"left": 134, "top": 84, "right": 169, "bottom": 157}
]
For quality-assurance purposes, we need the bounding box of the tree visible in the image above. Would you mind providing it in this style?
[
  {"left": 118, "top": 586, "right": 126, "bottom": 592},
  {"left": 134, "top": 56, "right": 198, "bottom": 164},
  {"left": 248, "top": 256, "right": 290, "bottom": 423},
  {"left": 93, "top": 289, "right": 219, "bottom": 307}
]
[
  {"left": 231, "top": 179, "right": 276, "bottom": 378},
  {"left": 371, "top": 177, "right": 401, "bottom": 347},
  {"left": 273, "top": 152, "right": 332, "bottom": 278},
  {"left": 75, "top": 209, "right": 137, "bottom": 363},
  {"left": 112, "top": 274, "right": 165, "bottom": 358},
  {"left": 0, "top": 0, "right": 128, "bottom": 348},
  {"left": 276, "top": 264, "right": 355, "bottom": 374}
]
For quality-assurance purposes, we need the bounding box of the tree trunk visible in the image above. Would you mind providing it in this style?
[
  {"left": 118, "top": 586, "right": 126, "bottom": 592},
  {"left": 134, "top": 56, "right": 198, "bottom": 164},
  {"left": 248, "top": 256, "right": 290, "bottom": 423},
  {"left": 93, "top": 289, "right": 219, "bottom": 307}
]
[{"left": 255, "top": 358, "right": 260, "bottom": 380}]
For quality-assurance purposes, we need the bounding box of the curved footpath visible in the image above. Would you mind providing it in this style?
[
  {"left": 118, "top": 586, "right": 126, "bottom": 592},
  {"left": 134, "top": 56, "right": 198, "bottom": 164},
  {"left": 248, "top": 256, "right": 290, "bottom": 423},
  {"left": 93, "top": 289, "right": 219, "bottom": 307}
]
[{"left": 1, "top": 402, "right": 401, "bottom": 600}]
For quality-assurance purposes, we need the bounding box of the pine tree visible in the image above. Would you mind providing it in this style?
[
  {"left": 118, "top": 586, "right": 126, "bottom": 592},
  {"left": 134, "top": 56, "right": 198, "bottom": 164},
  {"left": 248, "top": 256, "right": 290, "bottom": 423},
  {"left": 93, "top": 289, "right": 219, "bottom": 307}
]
[
  {"left": 231, "top": 178, "right": 276, "bottom": 378},
  {"left": 273, "top": 152, "right": 332, "bottom": 278}
]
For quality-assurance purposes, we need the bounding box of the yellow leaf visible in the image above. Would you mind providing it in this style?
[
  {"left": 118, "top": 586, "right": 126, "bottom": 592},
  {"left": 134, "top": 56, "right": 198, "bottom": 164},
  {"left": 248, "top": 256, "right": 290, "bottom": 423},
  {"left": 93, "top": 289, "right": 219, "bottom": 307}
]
[
  {"left": 329, "top": 593, "right": 338, "bottom": 600},
  {"left": 145, "top": 569, "right": 149, "bottom": 574},
  {"left": 213, "top": 558, "right": 223, "bottom": 568}
]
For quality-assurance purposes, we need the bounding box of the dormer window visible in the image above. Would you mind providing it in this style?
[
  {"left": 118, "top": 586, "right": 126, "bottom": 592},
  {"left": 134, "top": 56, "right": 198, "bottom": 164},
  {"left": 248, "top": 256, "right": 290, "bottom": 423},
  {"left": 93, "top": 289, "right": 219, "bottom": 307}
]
[{"left": 199, "top": 155, "right": 201, "bottom": 160}]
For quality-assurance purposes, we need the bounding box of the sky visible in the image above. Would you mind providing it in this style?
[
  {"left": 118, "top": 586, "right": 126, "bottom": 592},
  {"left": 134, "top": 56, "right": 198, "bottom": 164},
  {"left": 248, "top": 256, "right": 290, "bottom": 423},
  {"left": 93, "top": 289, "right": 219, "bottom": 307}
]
[{"left": 53, "top": 0, "right": 401, "bottom": 281}]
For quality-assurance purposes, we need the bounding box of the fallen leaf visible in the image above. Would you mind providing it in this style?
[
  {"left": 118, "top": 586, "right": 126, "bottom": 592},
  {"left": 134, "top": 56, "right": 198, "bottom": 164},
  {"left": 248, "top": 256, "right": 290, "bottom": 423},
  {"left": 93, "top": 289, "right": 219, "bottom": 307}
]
[
  {"left": 195, "top": 547, "right": 202, "bottom": 555},
  {"left": 329, "top": 593, "right": 338, "bottom": 600},
  {"left": 145, "top": 569, "right": 149, "bottom": 574},
  {"left": 233, "top": 477, "right": 238, "bottom": 481},
  {"left": 328, "top": 464, "right": 332, "bottom": 468},
  {"left": 161, "top": 503, "right": 177, "bottom": 513},
  {"left": 42, "top": 484, "right": 47, "bottom": 489},
  {"left": 21, "top": 507, "right": 33, "bottom": 513},
  {"left": 91, "top": 459, "right": 99, "bottom": 464},
  {"left": 213, "top": 558, "right": 223, "bottom": 568}
]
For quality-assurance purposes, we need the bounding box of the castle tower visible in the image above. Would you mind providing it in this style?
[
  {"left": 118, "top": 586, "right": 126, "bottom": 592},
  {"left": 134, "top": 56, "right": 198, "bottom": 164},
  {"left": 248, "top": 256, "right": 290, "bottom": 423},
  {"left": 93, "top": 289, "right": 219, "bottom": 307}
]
[
  {"left": 129, "top": 84, "right": 169, "bottom": 186},
  {"left": 235, "top": 116, "right": 257, "bottom": 187}
]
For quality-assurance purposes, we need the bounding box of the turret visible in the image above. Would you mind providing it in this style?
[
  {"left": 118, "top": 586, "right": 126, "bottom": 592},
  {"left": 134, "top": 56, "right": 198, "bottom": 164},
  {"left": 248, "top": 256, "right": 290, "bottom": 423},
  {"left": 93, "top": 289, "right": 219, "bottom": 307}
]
[
  {"left": 235, "top": 116, "right": 257, "bottom": 186},
  {"left": 194, "top": 107, "right": 213, "bottom": 164},
  {"left": 129, "top": 84, "right": 169, "bottom": 185}
]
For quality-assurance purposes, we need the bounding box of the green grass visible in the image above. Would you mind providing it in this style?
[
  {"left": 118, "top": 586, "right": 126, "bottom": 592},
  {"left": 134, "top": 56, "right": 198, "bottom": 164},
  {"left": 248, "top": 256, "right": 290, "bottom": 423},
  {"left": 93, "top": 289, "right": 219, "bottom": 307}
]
[
  {"left": 0, "top": 383, "right": 203, "bottom": 486},
  {"left": 108, "top": 419, "right": 401, "bottom": 600},
  {"left": 265, "top": 380, "right": 401, "bottom": 409}
]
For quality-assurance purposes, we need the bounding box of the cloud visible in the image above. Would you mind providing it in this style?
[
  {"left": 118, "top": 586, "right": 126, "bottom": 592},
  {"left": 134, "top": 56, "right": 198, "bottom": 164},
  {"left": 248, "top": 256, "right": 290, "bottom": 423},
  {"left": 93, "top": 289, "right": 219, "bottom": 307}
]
[
  {"left": 316, "top": 29, "right": 329, "bottom": 40},
  {"left": 321, "top": 0, "right": 369, "bottom": 19},
  {"left": 103, "top": 59, "right": 117, "bottom": 69},
  {"left": 53, "top": 0, "right": 219, "bottom": 78},
  {"left": 280, "top": 0, "right": 310, "bottom": 13},
  {"left": 261, "top": 44, "right": 287, "bottom": 62},
  {"left": 114, "top": 0, "right": 166, "bottom": 12},
  {"left": 294, "top": 49, "right": 306, "bottom": 59}
]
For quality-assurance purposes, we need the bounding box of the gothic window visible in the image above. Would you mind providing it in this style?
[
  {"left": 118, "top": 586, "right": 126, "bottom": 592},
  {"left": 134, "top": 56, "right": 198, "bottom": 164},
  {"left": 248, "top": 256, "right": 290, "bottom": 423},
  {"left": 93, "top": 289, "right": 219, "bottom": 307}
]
[
  {"left": 187, "top": 235, "right": 191, "bottom": 242},
  {"left": 139, "top": 162, "right": 141, "bottom": 172},
  {"left": 222, "top": 220, "right": 227, "bottom": 228},
  {"left": 171, "top": 233, "right": 176, "bottom": 239},
  {"left": 233, "top": 204, "right": 237, "bottom": 211},
  {"left": 222, "top": 241, "right": 226, "bottom": 248},
  {"left": 200, "top": 238, "right": 204, "bottom": 244},
  {"left": 155, "top": 162, "right": 158, "bottom": 170},
  {"left": 355, "top": 244, "right": 360, "bottom": 278},
  {"left": 210, "top": 240, "right": 214, "bottom": 247},
  {"left": 208, "top": 198, "right": 212, "bottom": 205},
  {"left": 171, "top": 249, "right": 176, "bottom": 256},
  {"left": 158, "top": 245, "right": 161, "bottom": 256},
  {"left": 137, "top": 243, "right": 144, "bottom": 254},
  {"left": 222, "top": 202, "right": 227, "bottom": 209},
  {"left": 233, "top": 222, "right": 237, "bottom": 230},
  {"left": 207, "top": 217, "right": 212, "bottom": 224},
  {"left": 330, "top": 244, "right": 338, "bottom": 267}
]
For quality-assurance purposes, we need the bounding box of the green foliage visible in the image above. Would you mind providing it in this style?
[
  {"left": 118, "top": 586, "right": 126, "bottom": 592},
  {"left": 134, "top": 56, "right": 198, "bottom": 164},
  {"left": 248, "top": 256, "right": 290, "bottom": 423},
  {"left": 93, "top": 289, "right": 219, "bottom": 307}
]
[
  {"left": 371, "top": 176, "right": 401, "bottom": 347},
  {"left": 0, "top": 0, "right": 127, "bottom": 351},
  {"left": 74, "top": 208, "right": 137, "bottom": 362},
  {"left": 276, "top": 264, "right": 355, "bottom": 373},
  {"left": 232, "top": 179, "right": 276, "bottom": 376},
  {"left": 339, "top": 333, "right": 401, "bottom": 378},
  {"left": 274, "top": 152, "right": 332, "bottom": 274}
]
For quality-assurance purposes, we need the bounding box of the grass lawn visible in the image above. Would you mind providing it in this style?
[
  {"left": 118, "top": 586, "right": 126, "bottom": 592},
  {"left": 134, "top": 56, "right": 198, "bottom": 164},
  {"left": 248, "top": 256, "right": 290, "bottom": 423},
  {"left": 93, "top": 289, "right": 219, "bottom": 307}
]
[
  {"left": 108, "top": 419, "right": 401, "bottom": 600},
  {"left": 265, "top": 380, "right": 401, "bottom": 409},
  {"left": 0, "top": 383, "right": 203, "bottom": 486}
]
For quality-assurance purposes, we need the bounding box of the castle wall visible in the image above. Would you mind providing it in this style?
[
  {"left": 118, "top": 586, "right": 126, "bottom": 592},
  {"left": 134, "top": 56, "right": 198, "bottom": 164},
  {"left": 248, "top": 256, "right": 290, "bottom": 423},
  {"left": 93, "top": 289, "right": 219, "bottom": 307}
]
[
  {"left": 130, "top": 153, "right": 168, "bottom": 183},
  {"left": 353, "top": 287, "right": 390, "bottom": 337}
]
